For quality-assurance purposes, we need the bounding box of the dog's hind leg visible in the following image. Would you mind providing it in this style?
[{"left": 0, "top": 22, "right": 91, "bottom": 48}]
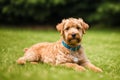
[
  {"left": 17, "top": 56, "right": 27, "bottom": 65},
  {"left": 17, "top": 52, "right": 39, "bottom": 65}
]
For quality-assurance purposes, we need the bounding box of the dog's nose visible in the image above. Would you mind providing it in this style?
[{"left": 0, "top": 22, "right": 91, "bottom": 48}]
[{"left": 72, "top": 33, "right": 76, "bottom": 38}]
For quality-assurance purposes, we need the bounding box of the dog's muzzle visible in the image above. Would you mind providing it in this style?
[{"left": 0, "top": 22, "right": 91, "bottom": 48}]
[
  {"left": 71, "top": 33, "right": 76, "bottom": 39},
  {"left": 67, "top": 33, "right": 81, "bottom": 45}
]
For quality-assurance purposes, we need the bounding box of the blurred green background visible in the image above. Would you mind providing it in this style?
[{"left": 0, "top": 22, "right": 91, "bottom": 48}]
[
  {"left": 0, "top": 1, "right": 120, "bottom": 80},
  {"left": 0, "top": 0, "right": 120, "bottom": 26}
]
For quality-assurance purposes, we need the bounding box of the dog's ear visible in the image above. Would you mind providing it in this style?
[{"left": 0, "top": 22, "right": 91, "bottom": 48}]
[
  {"left": 56, "top": 19, "right": 65, "bottom": 35},
  {"left": 78, "top": 18, "right": 89, "bottom": 34},
  {"left": 56, "top": 23, "right": 63, "bottom": 32}
]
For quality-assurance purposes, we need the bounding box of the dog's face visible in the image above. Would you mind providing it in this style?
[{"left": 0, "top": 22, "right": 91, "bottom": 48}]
[{"left": 57, "top": 18, "right": 89, "bottom": 46}]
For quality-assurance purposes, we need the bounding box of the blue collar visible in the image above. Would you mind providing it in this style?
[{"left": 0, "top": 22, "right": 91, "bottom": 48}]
[{"left": 62, "top": 41, "right": 81, "bottom": 51}]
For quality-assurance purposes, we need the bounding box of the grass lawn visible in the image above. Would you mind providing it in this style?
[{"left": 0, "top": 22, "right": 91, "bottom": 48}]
[{"left": 0, "top": 26, "right": 120, "bottom": 80}]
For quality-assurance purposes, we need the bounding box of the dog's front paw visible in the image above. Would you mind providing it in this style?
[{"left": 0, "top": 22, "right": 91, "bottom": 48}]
[
  {"left": 84, "top": 63, "right": 103, "bottom": 72},
  {"left": 75, "top": 66, "right": 86, "bottom": 72},
  {"left": 92, "top": 67, "right": 103, "bottom": 72}
]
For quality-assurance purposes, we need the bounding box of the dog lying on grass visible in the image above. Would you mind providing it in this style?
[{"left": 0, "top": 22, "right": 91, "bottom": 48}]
[{"left": 17, "top": 18, "right": 103, "bottom": 72}]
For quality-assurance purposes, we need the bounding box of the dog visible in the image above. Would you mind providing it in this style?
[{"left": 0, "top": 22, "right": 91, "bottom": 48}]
[{"left": 17, "top": 18, "right": 103, "bottom": 72}]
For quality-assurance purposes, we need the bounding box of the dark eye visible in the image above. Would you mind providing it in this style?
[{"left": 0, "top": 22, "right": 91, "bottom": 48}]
[
  {"left": 76, "top": 26, "right": 80, "bottom": 30},
  {"left": 65, "top": 27, "right": 69, "bottom": 30}
]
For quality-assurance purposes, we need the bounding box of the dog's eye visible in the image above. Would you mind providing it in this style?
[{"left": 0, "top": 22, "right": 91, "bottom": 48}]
[
  {"left": 65, "top": 27, "right": 69, "bottom": 30},
  {"left": 76, "top": 27, "right": 80, "bottom": 30}
]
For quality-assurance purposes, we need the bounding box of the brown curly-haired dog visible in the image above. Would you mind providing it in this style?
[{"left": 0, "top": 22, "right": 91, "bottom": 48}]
[{"left": 17, "top": 18, "right": 102, "bottom": 72}]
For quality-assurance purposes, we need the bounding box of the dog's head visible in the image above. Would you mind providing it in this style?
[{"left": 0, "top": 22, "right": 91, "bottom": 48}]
[{"left": 56, "top": 18, "right": 89, "bottom": 46}]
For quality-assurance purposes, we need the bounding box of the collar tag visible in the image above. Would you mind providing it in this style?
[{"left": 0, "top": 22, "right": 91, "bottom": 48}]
[{"left": 73, "top": 57, "right": 79, "bottom": 63}]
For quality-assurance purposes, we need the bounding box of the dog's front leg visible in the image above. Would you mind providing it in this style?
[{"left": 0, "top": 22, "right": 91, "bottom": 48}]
[
  {"left": 61, "top": 63, "right": 86, "bottom": 71},
  {"left": 83, "top": 62, "right": 103, "bottom": 72}
]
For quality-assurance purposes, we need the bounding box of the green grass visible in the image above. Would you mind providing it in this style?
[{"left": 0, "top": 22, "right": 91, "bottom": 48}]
[{"left": 0, "top": 27, "right": 120, "bottom": 80}]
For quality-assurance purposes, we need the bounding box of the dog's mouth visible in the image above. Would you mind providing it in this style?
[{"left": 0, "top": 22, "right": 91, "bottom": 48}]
[
  {"left": 69, "top": 38, "right": 80, "bottom": 43},
  {"left": 64, "top": 33, "right": 82, "bottom": 45},
  {"left": 67, "top": 38, "right": 81, "bottom": 46}
]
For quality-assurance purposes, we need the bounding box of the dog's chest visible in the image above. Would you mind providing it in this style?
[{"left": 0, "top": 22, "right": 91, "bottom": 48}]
[{"left": 56, "top": 50, "right": 83, "bottom": 64}]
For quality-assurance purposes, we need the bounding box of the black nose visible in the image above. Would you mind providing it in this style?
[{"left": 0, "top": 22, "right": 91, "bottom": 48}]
[{"left": 72, "top": 33, "right": 76, "bottom": 38}]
